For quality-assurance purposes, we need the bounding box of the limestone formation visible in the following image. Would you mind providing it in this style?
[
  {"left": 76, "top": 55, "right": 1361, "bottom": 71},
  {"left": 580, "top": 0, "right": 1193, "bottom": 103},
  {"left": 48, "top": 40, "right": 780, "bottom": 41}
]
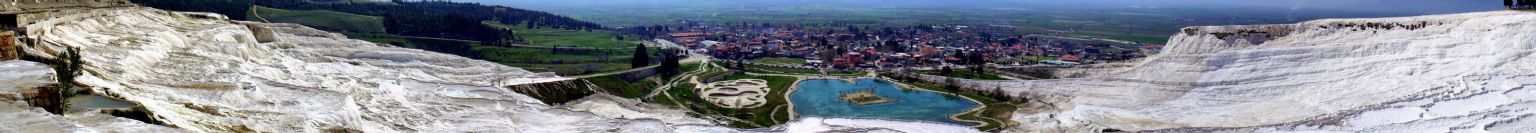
[
  {"left": 700, "top": 79, "right": 770, "bottom": 108},
  {"left": 1, "top": 4, "right": 983, "bottom": 132},
  {"left": 955, "top": 11, "right": 1536, "bottom": 132},
  {"left": 0, "top": 0, "right": 134, "bottom": 14}
]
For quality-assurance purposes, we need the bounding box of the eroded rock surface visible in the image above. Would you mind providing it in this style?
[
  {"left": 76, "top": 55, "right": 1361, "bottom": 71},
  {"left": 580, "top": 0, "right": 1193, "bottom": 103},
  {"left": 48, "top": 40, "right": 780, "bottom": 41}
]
[
  {"left": 946, "top": 11, "right": 1536, "bottom": 132},
  {"left": 4, "top": 6, "right": 983, "bottom": 133}
]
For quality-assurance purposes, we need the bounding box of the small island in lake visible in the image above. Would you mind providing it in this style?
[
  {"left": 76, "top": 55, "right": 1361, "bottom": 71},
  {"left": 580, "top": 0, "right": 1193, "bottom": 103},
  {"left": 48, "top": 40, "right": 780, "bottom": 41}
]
[{"left": 839, "top": 88, "right": 894, "bottom": 105}]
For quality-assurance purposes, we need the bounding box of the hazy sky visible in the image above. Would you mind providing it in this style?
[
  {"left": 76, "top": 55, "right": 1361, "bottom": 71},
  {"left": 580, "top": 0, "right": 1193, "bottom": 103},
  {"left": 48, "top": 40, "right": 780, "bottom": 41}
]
[{"left": 460, "top": 0, "right": 1500, "bottom": 15}]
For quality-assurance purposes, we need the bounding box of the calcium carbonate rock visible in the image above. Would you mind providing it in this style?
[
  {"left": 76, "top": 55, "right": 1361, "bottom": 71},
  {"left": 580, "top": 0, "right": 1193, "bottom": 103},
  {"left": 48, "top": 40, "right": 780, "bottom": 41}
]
[
  {"left": 0, "top": 0, "right": 133, "bottom": 13},
  {"left": 4, "top": 6, "right": 983, "bottom": 133},
  {"left": 1, "top": 60, "right": 183, "bottom": 133},
  {"left": 1, "top": 60, "right": 53, "bottom": 101},
  {"left": 934, "top": 11, "right": 1536, "bottom": 132}
]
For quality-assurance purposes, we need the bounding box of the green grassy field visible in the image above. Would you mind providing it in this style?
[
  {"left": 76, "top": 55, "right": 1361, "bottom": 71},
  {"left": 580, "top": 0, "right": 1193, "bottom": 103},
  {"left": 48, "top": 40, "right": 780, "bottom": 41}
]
[
  {"left": 920, "top": 69, "right": 1009, "bottom": 80},
  {"left": 751, "top": 57, "right": 806, "bottom": 65},
  {"left": 496, "top": 1, "right": 1382, "bottom": 46},
  {"left": 903, "top": 81, "right": 1023, "bottom": 131},
  {"left": 651, "top": 67, "right": 797, "bottom": 128},
  {"left": 244, "top": 7, "right": 649, "bottom": 75},
  {"left": 247, "top": 6, "right": 386, "bottom": 33},
  {"left": 746, "top": 65, "right": 862, "bottom": 76},
  {"left": 676, "top": 62, "right": 702, "bottom": 73},
  {"left": 652, "top": 83, "right": 694, "bottom": 107},
  {"left": 1017, "top": 56, "right": 1059, "bottom": 62},
  {"left": 484, "top": 21, "right": 639, "bottom": 49},
  {"left": 583, "top": 74, "right": 661, "bottom": 98},
  {"left": 713, "top": 74, "right": 798, "bottom": 128},
  {"left": 344, "top": 33, "right": 645, "bottom": 75}
]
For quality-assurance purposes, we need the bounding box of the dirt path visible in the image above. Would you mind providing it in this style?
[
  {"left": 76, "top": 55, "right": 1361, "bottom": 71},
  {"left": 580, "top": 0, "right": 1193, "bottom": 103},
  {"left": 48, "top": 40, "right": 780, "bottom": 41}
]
[
  {"left": 768, "top": 104, "right": 789, "bottom": 123},
  {"left": 250, "top": 5, "right": 271, "bottom": 23}
]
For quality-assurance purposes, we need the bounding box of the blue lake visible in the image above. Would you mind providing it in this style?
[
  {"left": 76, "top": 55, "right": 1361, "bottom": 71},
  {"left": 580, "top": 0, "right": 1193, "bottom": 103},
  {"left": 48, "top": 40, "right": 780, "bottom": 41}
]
[{"left": 789, "top": 78, "right": 979, "bottom": 125}]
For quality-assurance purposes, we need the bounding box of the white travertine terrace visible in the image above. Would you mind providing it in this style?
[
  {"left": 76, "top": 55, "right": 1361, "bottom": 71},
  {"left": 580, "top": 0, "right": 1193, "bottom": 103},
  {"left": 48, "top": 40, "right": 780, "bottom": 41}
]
[
  {"left": 14, "top": 1, "right": 1533, "bottom": 133},
  {"left": 4, "top": 5, "right": 985, "bottom": 132},
  {"left": 963, "top": 11, "right": 1536, "bottom": 132},
  {"left": 700, "top": 79, "right": 771, "bottom": 108}
]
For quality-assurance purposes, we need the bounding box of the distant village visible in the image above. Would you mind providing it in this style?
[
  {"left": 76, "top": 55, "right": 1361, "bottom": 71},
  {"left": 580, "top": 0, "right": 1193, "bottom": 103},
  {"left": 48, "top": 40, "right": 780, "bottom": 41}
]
[{"left": 627, "top": 21, "right": 1160, "bottom": 70}]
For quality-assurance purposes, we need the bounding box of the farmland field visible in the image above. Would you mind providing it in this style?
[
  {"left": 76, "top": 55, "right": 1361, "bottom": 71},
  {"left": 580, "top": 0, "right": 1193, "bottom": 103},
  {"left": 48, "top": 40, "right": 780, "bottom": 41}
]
[
  {"left": 247, "top": 6, "right": 386, "bottom": 33},
  {"left": 344, "top": 33, "right": 650, "bottom": 75},
  {"left": 487, "top": 1, "right": 1408, "bottom": 45}
]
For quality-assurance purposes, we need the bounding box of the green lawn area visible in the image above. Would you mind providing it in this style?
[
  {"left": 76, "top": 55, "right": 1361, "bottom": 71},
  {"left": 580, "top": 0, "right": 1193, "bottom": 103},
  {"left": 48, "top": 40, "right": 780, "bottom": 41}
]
[
  {"left": 902, "top": 81, "right": 1023, "bottom": 131},
  {"left": 484, "top": 21, "right": 639, "bottom": 49},
  {"left": 737, "top": 63, "right": 861, "bottom": 76},
  {"left": 583, "top": 74, "right": 661, "bottom": 98},
  {"left": 474, "top": 45, "right": 637, "bottom": 75},
  {"left": 651, "top": 71, "right": 797, "bottom": 128},
  {"left": 920, "top": 69, "right": 1009, "bottom": 80},
  {"left": 692, "top": 64, "right": 738, "bottom": 82},
  {"left": 676, "top": 62, "right": 702, "bottom": 73},
  {"left": 245, "top": 7, "right": 647, "bottom": 75},
  {"left": 247, "top": 6, "right": 385, "bottom": 33},
  {"left": 715, "top": 74, "right": 798, "bottom": 128},
  {"left": 751, "top": 57, "right": 806, "bottom": 65},
  {"left": 1076, "top": 32, "right": 1170, "bottom": 44},
  {"left": 344, "top": 33, "right": 644, "bottom": 75},
  {"left": 1018, "top": 56, "right": 1059, "bottom": 62},
  {"left": 651, "top": 83, "right": 693, "bottom": 107}
]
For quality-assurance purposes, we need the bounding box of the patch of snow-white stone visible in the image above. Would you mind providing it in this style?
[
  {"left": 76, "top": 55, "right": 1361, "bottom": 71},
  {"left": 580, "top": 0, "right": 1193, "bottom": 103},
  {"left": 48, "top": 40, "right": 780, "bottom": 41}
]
[
  {"left": 959, "top": 11, "right": 1536, "bottom": 132},
  {"left": 6, "top": 7, "right": 983, "bottom": 132}
]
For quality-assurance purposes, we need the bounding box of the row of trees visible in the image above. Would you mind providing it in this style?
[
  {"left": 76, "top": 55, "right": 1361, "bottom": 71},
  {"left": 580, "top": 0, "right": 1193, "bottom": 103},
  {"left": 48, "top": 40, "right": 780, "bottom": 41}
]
[
  {"left": 619, "top": 25, "right": 674, "bottom": 39},
  {"left": 130, "top": 0, "right": 256, "bottom": 20},
  {"left": 886, "top": 71, "right": 1026, "bottom": 103},
  {"left": 1509, "top": 0, "right": 1536, "bottom": 9},
  {"left": 630, "top": 44, "right": 684, "bottom": 78}
]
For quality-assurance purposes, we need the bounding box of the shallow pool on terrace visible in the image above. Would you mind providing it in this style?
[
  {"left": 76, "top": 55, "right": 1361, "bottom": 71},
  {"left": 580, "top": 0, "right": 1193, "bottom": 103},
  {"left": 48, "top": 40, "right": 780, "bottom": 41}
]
[{"left": 789, "top": 78, "right": 979, "bottom": 125}]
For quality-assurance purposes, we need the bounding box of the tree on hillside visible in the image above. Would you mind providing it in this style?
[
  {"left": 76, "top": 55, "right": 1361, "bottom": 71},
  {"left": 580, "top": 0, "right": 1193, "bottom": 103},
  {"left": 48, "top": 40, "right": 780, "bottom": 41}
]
[
  {"left": 940, "top": 66, "right": 954, "bottom": 77},
  {"left": 967, "top": 51, "right": 985, "bottom": 78},
  {"left": 659, "top": 48, "right": 681, "bottom": 78},
  {"left": 735, "top": 58, "right": 747, "bottom": 72},
  {"left": 632, "top": 44, "right": 650, "bottom": 68},
  {"left": 1508, "top": 0, "right": 1515, "bottom": 8}
]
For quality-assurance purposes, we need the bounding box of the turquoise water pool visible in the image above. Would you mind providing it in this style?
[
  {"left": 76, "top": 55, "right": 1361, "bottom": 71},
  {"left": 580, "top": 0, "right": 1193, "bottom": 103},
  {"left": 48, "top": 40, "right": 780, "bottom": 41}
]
[{"left": 789, "top": 78, "right": 979, "bottom": 125}]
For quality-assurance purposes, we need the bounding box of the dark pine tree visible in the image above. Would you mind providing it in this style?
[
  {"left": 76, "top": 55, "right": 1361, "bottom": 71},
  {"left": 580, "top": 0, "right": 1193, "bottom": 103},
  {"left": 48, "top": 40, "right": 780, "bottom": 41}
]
[
  {"left": 1519, "top": 0, "right": 1526, "bottom": 8},
  {"left": 631, "top": 44, "right": 650, "bottom": 68},
  {"left": 659, "top": 48, "right": 682, "bottom": 78},
  {"left": 968, "top": 52, "right": 984, "bottom": 77},
  {"left": 1508, "top": 0, "right": 1515, "bottom": 8},
  {"left": 736, "top": 58, "right": 746, "bottom": 71},
  {"left": 940, "top": 66, "right": 954, "bottom": 77}
]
